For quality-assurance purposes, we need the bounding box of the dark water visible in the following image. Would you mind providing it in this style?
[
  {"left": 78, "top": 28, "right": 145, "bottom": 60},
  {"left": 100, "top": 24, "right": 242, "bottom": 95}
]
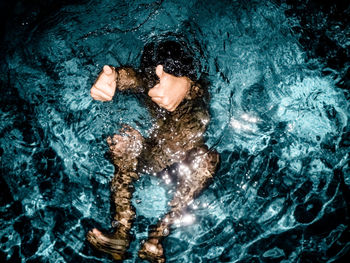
[{"left": 0, "top": 0, "right": 349, "bottom": 262}]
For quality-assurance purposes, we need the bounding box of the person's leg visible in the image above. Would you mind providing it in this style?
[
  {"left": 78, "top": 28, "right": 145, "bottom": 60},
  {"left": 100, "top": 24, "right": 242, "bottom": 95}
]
[
  {"left": 138, "top": 146, "right": 219, "bottom": 262},
  {"left": 87, "top": 126, "right": 144, "bottom": 260}
]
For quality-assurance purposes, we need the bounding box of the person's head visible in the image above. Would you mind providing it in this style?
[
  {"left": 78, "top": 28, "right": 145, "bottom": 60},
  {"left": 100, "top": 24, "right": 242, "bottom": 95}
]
[
  {"left": 140, "top": 38, "right": 209, "bottom": 107},
  {"left": 140, "top": 40, "right": 199, "bottom": 82}
]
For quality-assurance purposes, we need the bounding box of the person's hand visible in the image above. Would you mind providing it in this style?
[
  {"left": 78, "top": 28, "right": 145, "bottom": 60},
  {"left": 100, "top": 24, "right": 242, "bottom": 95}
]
[
  {"left": 148, "top": 65, "right": 191, "bottom": 112},
  {"left": 90, "top": 65, "right": 117, "bottom": 101}
]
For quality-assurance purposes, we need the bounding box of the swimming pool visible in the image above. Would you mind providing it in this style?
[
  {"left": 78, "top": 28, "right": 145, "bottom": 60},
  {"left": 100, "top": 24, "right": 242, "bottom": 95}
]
[{"left": 0, "top": 0, "right": 349, "bottom": 262}]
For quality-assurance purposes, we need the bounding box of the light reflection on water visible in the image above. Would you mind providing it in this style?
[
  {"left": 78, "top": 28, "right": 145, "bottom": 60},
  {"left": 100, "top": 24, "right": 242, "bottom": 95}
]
[{"left": 0, "top": 0, "right": 349, "bottom": 262}]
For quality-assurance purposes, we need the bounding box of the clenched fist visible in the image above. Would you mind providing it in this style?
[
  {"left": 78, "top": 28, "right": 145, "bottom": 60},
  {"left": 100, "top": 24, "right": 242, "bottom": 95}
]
[
  {"left": 148, "top": 65, "right": 191, "bottom": 112},
  {"left": 90, "top": 65, "right": 117, "bottom": 101}
]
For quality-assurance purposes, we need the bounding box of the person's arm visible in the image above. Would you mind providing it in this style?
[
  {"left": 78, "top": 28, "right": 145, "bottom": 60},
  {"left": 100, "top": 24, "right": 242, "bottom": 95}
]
[
  {"left": 90, "top": 65, "right": 144, "bottom": 101},
  {"left": 91, "top": 64, "right": 194, "bottom": 113}
]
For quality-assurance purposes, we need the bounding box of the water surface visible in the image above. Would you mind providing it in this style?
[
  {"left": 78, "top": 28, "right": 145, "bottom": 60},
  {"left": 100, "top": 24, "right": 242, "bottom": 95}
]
[{"left": 0, "top": 0, "right": 349, "bottom": 262}]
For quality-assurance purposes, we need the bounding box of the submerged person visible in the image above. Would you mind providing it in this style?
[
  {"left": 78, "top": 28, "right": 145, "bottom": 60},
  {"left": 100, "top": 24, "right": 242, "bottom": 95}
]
[{"left": 86, "top": 41, "right": 219, "bottom": 262}]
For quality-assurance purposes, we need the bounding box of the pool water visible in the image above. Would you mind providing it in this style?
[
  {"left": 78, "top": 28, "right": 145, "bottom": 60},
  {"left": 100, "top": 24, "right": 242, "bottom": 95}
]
[{"left": 0, "top": 0, "right": 349, "bottom": 262}]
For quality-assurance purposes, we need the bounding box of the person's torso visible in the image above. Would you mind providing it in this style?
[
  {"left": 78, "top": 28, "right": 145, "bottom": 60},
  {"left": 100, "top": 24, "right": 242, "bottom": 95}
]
[{"left": 138, "top": 98, "right": 209, "bottom": 174}]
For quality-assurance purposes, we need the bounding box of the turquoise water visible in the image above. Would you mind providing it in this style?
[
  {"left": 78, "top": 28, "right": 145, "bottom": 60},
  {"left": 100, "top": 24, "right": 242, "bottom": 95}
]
[{"left": 0, "top": 0, "right": 349, "bottom": 262}]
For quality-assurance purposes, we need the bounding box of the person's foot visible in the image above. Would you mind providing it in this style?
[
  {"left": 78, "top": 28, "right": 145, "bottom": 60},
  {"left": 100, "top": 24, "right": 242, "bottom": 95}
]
[
  {"left": 86, "top": 228, "right": 128, "bottom": 260},
  {"left": 138, "top": 238, "right": 165, "bottom": 263}
]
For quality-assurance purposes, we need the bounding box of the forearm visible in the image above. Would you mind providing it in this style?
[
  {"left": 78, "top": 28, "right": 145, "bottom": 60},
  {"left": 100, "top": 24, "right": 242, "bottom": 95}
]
[{"left": 116, "top": 67, "right": 146, "bottom": 93}]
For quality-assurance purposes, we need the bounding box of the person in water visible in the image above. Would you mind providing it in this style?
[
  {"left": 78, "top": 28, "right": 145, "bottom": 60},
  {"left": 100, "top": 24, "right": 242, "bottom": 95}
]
[{"left": 86, "top": 41, "right": 219, "bottom": 262}]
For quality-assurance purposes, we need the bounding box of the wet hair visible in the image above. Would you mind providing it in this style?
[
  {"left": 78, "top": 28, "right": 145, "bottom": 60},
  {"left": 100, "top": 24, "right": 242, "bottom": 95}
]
[{"left": 140, "top": 40, "right": 198, "bottom": 81}]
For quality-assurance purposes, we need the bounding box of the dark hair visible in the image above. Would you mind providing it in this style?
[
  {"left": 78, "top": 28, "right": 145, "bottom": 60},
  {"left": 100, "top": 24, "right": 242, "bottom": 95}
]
[{"left": 140, "top": 40, "right": 198, "bottom": 81}]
